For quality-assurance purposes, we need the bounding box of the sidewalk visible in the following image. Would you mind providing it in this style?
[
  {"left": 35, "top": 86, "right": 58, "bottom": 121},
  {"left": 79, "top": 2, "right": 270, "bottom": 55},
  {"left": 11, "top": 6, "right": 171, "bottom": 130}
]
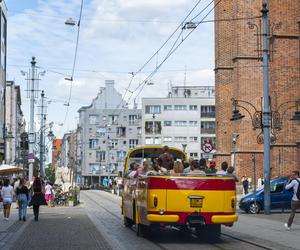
[
  {"left": 0, "top": 203, "right": 30, "bottom": 249},
  {"left": 224, "top": 211, "right": 300, "bottom": 250},
  {"left": 1, "top": 203, "right": 112, "bottom": 250}
]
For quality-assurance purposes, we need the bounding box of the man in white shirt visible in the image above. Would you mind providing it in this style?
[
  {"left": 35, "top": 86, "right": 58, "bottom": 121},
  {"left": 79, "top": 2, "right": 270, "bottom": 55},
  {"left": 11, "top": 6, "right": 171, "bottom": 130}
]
[{"left": 284, "top": 171, "right": 300, "bottom": 230}]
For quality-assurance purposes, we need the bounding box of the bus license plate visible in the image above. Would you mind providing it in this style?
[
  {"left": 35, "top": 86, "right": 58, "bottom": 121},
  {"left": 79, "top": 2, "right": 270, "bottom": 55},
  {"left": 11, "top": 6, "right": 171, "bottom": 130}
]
[{"left": 190, "top": 198, "right": 203, "bottom": 208}]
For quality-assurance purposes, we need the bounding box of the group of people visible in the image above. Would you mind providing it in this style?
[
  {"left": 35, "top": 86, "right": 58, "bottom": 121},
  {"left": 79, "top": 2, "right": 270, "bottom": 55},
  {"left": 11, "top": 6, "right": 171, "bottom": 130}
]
[
  {"left": 126, "top": 153, "right": 237, "bottom": 180},
  {"left": 0, "top": 176, "right": 50, "bottom": 222}
]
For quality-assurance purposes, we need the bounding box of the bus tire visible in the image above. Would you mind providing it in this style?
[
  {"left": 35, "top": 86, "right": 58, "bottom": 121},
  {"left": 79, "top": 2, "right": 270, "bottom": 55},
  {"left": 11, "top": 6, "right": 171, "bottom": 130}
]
[
  {"left": 196, "top": 224, "right": 221, "bottom": 241},
  {"left": 136, "top": 223, "right": 150, "bottom": 237},
  {"left": 124, "top": 216, "right": 134, "bottom": 228}
]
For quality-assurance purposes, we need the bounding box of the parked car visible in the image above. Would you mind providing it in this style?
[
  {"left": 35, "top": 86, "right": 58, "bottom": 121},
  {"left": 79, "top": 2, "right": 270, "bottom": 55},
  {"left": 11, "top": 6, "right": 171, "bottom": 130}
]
[{"left": 239, "top": 177, "right": 293, "bottom": 214}]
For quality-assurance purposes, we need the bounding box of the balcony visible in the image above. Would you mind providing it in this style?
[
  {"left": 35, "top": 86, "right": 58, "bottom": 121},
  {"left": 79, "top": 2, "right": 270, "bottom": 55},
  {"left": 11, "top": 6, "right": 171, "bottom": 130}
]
[
  {"left": 201, "top": 128, "right": 215, "bottom": 134},
  {"left": 201, "top": 112, "right": 215, "bottom": 118}
]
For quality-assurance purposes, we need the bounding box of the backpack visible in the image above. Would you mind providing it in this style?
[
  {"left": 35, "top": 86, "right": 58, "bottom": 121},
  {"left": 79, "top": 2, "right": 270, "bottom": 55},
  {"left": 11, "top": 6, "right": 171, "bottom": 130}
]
[{"left": 296, "top": 179, "right": 300, "bottom": 200}]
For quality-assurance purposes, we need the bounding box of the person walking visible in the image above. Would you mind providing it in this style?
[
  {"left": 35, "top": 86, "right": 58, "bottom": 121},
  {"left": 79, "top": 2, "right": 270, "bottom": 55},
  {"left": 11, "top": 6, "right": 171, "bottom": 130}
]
[
  {"left": 44, "top": 182, "right": 53, "bottom": 207},
  {"left": 1, "top": 179, "right": 14, "bottom": 221},
  {"left": 16, "top": 178, "right": 29, "bottom": 221},
  {"left": 242, "top": 176, "right": 249, "bottom": 195},
  {"left": 284, "top": 170, "right": 300, "bottom": 231},
  {"left": 29, "top": 177, "right": 47, "bottom": 221}
]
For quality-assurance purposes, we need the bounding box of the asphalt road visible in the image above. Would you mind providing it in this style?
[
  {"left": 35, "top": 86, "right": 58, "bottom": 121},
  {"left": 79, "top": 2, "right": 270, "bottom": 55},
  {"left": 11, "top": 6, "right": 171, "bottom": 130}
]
[{"left": 81, "top": 190, "right": 276, "bottom": 250}]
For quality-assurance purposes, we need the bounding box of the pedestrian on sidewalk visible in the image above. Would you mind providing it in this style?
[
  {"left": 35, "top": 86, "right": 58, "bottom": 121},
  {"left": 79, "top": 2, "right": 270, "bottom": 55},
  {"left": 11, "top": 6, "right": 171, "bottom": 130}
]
[
  {"left": 16, "top": 178, "right": 29, "bottom": 221},
  {"left": 242, "top": 176, "right": 249, "bottom": 195},
  {"left": 284, "top": 170, "right": 300, "bottom": 231},
  {"left": 44, "top": 182, "right": 53, "bottom": 207},
  {"left": 29, "top": 177, "right": 47, "bottom": 221},
  {"left": 1, "top": 179, "right": 15, "bottom": 221}
]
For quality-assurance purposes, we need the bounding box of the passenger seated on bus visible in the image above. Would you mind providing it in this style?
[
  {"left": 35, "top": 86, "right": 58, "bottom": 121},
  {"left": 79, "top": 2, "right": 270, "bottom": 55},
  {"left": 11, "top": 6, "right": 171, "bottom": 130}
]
[
  {"left": 199, "top": 158, "right": 208, "bottom": 173},
  {"left": 169, "top": 161, "right": 184, "bottom": 176},
  {"left": 126, "top": 162, "right": 136, "bottom": 177},
  {"left": 186, "top": 160, "right": 206, "bottom": 176},
  {"left": 158, "top": 146, "right": 174, "bottom": 170},
  {"left": 206, "top": 160, "right": 217, "bottom": 174},
  {"left": 156, "top": 158, "right": 168, "bottom": 173},
  {"left": 136, "top": 160, "right": 152, "bottom": 176},
  {"left": 216, "top": 161, "right": 228, "bottom": 175},
  {"left": 128, "top": 163, "right": 139, "bottom": 178},
  {"left": 226, "top": 166, "right": 239, "bottom": 182}
]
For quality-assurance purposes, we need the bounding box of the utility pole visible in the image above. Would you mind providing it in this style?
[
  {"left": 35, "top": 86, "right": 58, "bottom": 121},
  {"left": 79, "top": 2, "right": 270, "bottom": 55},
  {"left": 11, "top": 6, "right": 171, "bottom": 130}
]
[
  {"left": 39, "top": 90, "right": 46, "bottom": 177},
  {"left": 22, "top": 57, "right": 45, "bottom": 180},
  {"left": 261, "top": 3, "right": 271, "bottom": 215},
  {"left": 29, "top": 57, "right": 37, "bottom": 180}
]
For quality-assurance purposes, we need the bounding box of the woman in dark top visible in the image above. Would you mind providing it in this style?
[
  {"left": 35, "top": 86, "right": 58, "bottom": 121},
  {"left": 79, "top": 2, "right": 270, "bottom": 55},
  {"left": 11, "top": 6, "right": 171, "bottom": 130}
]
[
  {"left": 29, "top": 177, "right": 47, "bottom": 221},
  {"left": 16, "top": 178, "right": 29, "bottom": 221}
]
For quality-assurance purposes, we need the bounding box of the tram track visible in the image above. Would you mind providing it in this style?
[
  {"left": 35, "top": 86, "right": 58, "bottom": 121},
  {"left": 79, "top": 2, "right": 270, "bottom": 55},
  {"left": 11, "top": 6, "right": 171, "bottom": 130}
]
[{"left": 82, "top": 190, "right": 280, "bottom": 250}]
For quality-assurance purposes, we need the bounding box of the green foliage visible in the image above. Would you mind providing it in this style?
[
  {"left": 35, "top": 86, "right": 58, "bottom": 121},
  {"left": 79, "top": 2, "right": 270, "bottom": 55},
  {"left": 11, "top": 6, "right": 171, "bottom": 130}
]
[{"left": 45, "top": 164, "right": 55, "bottom": 183}]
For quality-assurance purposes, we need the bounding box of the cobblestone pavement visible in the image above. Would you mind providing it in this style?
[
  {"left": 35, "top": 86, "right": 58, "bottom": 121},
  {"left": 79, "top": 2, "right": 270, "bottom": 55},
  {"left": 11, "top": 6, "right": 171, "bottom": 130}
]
[{"left": 10, "top": 207, "right": 111, "bottom": 250}]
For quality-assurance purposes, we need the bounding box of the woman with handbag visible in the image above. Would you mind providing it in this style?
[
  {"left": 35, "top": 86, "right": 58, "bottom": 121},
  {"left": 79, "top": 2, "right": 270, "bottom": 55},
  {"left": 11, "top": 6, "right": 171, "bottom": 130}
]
[
  {"left": 29, "top": 177, "right": 47, "bottom": 221},
  {"left": 16, "top": 178, "right": 29, "bottom": 221}
]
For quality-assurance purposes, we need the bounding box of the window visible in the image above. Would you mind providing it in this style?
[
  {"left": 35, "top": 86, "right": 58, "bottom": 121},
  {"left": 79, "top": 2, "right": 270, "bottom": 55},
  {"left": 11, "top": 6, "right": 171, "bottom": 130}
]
[
  {"left": 145, "top": 121, "right": 162, "bottom": 134},
  {"left": 189, "top": 136, "right": 198, "bottom": 142},
  {"left": 164, "top": 121, "right": 172, "bottom": 126},
  {"left": 145, "top": 105, "right": 161, "bottom": 114},
  {"left": 174, "top": 121, "right": 187, "bottom": 127},
  {"left": 89, "top": 128, "right": 93, "bottom": 133},
  {"left": 89, "top": 164, "right": 100, "bottom": 174},
  {"left": 117, "top": 127, "right": 126, "bottom": 137},
  {"left": 129, "top": 139, "right": 139, "bottom": 149},
  {"left": 174, "top": 105, "right": 187, "bottom": 111},
  {"left": 145, "top": 137, "right": 161, "bottom": 145},
  {"left": 116, "top": 151, "right": 126, "bottom": 161},
  {"left": 163, "top": 137, "right": 172, "bottom": 142},
  {"left": 190, "top": 152, "right": 198, "bottom": 158},
  {"left": 89, "top": 115, "right": 99, "bottom": 125},
  {"left": 189, "top": 121, "right": 198, "bottom": 126},
  {"left": 108, "top": 115, "right": 119, "bottom": 124},
  {"left": 96, "top": 127, "right": 106, "bottom": 137},
  {"left": 137, "top": 127, "right": 142, "bottom": 135},
  {"left": 189, "top": 105, "right": 197, "bottom": 111},
  {"left": 129, "top": 115, "right": 137, "bottom": 125},
  {"left": 174, "top": 137, "right": 187, "bottom": 142},
  {"left": 1, "top": 14, "right": 6, "bottom": 71},
  {"left": 89, "top": 139, "right": 99, "bottom": 149},
  {"left": 164, "top": 105, "right": 172, "bottom": 111},
  {"left": 271, "top": 183, "right": 284, "bottom": 193},
  {"left": 201, "top": 121, "right": 216, "bottom": 134},
  {"left": 201, "top": 105, "right": 215, "bottom": 118},
  {"left": 96, "top": 151, "right": 106, "bottom": 161},
  {"left": 109, "top": 139, "right": 118, "bottom": 149}
]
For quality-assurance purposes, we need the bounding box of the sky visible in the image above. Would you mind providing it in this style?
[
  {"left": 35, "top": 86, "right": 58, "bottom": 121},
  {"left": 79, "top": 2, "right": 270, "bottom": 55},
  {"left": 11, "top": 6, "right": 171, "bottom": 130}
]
[{"left": 6, "top": 0, "right": 215, "bottom": 138}]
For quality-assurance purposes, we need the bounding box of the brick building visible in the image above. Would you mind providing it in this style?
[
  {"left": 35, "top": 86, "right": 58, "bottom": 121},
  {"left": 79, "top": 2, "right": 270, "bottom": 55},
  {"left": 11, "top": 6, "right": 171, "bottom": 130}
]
[{"left": 214, "top": 0, "right": 300, "bottom": 182}]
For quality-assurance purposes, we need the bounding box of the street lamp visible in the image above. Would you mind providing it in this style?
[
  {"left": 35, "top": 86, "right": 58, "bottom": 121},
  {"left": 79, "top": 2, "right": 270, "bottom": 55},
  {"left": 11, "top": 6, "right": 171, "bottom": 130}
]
[
  {"left": 230, "top": 3, "right": 300, "bottom": 215},
  {"left": 65, "top": 18, "right": 76, "bottom": 26}
]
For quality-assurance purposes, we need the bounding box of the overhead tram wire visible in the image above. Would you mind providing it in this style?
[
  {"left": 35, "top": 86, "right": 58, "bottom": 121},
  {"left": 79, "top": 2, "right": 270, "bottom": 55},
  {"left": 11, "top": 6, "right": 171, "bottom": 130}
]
[
  {"left": 128, "top": 0, "right": 216, "bottom": 100},
  {"left": 108, "top": 0, "right": 204, "bottom": 123},
  {"left": 129, "top": 0, "right": 223, "bottom": 105},
  {"left": 113, "top": 0, "right": 217, "bottom": 120},
  {"left": 60, "top": 0, "right": 84, "bottom": 134}
]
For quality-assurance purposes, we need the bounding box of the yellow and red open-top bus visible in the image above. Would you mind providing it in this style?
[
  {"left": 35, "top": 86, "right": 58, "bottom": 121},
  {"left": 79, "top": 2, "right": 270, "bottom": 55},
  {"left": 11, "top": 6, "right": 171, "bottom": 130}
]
[{"left": 121, "top": 146, "right": 238, "bottom": 240}]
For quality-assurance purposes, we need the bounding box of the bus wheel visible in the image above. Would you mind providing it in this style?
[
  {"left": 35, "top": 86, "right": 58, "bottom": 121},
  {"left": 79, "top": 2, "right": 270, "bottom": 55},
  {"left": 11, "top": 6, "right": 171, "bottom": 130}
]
[
  {"left": 196, "top": 224, "right": 221, "bottom": 241},
  {"left": 124, "top": 216, "right": 134, "bottom": 228},
  {"left": 136, "top": 223, "right": 150, "bottom": 237}
]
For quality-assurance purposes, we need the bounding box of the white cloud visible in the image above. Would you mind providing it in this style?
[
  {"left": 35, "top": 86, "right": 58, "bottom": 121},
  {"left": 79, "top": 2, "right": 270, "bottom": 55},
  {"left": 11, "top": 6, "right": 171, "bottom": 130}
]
[{"left": 7, "top": 0, "right": 215, "bottom": 137}]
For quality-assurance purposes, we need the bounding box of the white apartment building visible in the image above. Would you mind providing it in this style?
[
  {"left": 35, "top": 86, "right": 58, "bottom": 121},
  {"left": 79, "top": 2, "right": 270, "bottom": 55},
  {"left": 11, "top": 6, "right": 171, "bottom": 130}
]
[
  {"left": 142, "top": 86, "right": 215, "bottom": 160},
  {"left": 78, "top": 80, "right": 142, "bottom": 186}
]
